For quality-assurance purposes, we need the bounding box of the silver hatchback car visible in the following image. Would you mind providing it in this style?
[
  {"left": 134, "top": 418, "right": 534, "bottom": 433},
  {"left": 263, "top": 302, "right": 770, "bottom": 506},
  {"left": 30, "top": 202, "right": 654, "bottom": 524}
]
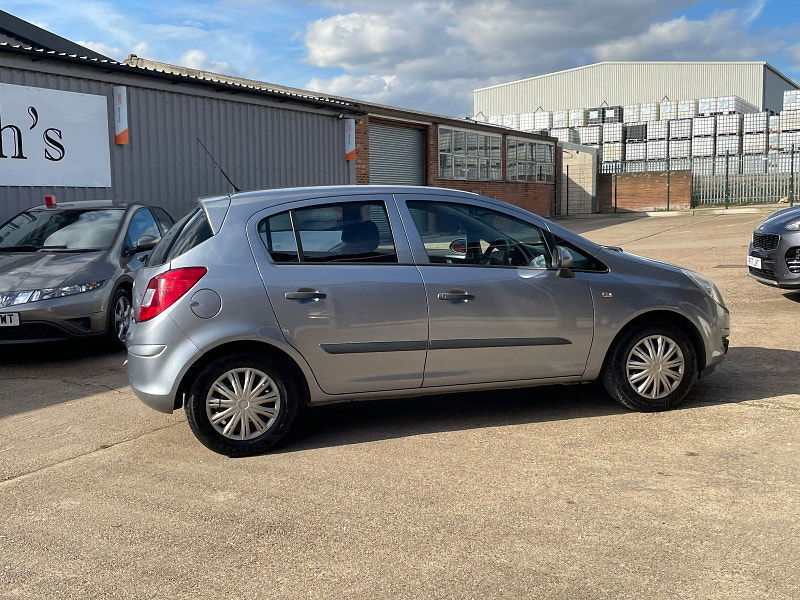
[{"left": 127, "top": 186, "right": 730, "bottom": 456}]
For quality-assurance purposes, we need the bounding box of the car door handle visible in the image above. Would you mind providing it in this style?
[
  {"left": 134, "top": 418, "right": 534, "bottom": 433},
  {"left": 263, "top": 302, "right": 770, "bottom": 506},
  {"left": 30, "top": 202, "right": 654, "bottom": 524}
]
[
  {"left": 437, "top": 289, "right": 474, "bottom": 302},
  {"left": 285, "top": 289, "right": 326, "bottom": 300}
]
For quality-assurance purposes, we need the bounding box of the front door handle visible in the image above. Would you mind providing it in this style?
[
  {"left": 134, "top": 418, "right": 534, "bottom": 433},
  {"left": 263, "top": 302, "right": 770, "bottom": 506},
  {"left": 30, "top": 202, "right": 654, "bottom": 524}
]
[
  {"left": 285, "top": 288, "right": 326, "bottom": 300},
  {"left": 437, "top": 289, "right": 475, "bottom": 302}
]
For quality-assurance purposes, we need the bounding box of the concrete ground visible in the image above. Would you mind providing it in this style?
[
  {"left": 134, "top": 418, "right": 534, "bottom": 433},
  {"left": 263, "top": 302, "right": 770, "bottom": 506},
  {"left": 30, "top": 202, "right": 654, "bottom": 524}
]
[{"left": 1, "top": 213, "right": 798, "bottom": 599}]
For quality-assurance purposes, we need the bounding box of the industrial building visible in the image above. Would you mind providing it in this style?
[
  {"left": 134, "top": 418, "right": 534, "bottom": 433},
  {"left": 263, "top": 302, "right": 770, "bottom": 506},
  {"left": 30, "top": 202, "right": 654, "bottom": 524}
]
[
  {"left": 473, "top": 61, "right": 800, "bottom": 212},
  {"left": 474, "top": 62, "right": 797, "bottom": 116},
  {"left": 0, "top": 11, "right": 557, "bottom": 225}
]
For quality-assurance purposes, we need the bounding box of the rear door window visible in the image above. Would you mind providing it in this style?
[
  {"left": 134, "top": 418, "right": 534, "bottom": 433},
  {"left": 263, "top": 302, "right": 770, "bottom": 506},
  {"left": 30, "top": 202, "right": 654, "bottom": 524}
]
[
  {"left": 258, "top": 201, "right": 398, "bottom": 263},
  {"left": 151, "top": 207, "right": 174, "bottom": 234}
]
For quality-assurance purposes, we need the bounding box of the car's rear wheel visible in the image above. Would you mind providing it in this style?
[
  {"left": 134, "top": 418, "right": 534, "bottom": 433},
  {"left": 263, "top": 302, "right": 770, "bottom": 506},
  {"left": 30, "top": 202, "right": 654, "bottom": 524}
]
[
  {"left": 106, "top": 287, "right": 132, "bottom": 348},
  {"left": 602, "top": 322, "right": 697, "bottom": 412},
  {"left": 185, "top": 352, "right": 301, "bottom": 456}
]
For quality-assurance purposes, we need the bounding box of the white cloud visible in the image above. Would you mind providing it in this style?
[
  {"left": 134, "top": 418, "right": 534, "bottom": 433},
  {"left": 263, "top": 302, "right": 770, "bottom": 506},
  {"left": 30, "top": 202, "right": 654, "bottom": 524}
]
[
  {"left": 178, "top": 49, "right": 234, "bottom": 74},
  {"left": 303, "top": 0, "right": 785, "bottom": 115},
  {"left": 74, "top": 40, "right": 122, "bottom": 59},
  {"left": 595, "top": 9, "right": 778, "bottom": 62}
]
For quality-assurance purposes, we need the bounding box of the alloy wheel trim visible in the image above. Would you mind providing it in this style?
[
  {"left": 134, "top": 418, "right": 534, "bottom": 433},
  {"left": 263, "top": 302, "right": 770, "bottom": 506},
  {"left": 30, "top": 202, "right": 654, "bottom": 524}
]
[
  {"left": 205, "top": 367, "right": 282, "bottom": 441},
  {"left": 114, "top": 294, "right": 132, "bottom": 343},
  {"left": 626, "top": 334, "right": 685, "bottom": 400}
]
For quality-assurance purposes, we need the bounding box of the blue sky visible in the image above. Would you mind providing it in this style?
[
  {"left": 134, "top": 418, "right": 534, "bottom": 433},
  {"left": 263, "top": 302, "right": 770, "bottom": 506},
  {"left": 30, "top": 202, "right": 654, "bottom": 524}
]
[{"left": 4, "top": 0, "right": 800, "bottom": 116}]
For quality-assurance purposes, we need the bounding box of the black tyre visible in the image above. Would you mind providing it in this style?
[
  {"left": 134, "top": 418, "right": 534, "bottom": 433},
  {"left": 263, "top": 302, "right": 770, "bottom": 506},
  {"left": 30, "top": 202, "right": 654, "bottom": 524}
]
[
  {"left": 602, "top": 322, "right": 697, "bottom": 412},
  {"left": 105, "top": 286, "right": 132, "bottom": 348},
  {"left": 185, "top": 352, "right": 302, "bottom": 456}
]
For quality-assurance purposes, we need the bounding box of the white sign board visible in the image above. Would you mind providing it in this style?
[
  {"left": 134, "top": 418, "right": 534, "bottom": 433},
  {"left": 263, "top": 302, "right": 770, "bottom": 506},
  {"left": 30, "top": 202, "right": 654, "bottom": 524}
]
[
  {"left": 0, "top": 82, "right": 111, "bottom": 187},
  {"left": 344, "top": 118, "right": 356, "bottom": 160}
]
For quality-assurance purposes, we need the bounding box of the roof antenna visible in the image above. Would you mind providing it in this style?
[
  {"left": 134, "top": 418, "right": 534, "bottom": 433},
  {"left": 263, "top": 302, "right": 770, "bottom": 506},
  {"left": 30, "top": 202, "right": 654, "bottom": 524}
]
[{"left": 196, "top": 137, "right": 241, "bottom": 193}]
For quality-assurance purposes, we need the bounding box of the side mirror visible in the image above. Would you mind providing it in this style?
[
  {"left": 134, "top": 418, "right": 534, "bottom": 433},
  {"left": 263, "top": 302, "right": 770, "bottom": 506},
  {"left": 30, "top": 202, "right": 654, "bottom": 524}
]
[
  {"left": 135, "top": 234, "right": 160, "bottom": 252},
  {"left": 553, "top": 245, "right": 575, "bottom": 278},
  {"left": 448, "top": 237, "right": 468, "bottom": 254}
]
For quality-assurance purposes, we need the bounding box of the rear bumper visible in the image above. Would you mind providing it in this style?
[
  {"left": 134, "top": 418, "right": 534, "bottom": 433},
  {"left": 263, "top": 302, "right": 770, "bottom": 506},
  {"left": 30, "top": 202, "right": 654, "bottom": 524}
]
[{"left": 126, "top": 317, "right": 200, "bottom": 414}]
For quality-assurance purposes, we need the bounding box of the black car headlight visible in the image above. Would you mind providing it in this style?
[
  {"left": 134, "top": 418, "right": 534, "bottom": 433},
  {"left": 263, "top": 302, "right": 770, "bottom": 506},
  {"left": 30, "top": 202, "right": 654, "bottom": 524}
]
[{"left": 0, "top": 281, "right": 106, "bottom": 308}]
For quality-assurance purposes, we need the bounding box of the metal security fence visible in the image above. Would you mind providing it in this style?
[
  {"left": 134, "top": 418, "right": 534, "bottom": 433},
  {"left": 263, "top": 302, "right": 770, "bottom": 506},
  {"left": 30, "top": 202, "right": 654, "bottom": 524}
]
[{"left": 692, "top": 153, "right": 798, "bottom": 206}]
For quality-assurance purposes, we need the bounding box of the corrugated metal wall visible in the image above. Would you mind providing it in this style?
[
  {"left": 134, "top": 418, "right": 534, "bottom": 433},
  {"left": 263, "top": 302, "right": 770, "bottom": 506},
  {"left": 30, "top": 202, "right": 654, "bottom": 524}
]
[
  {"left": 0, "top": 59, "right": 350, "bottom": 222},
  {"left": 474, "top": 63, "right": 795, "bottom": 116},
  {"left": 764, "top": 67, "right": 796, "bottom": 115}
]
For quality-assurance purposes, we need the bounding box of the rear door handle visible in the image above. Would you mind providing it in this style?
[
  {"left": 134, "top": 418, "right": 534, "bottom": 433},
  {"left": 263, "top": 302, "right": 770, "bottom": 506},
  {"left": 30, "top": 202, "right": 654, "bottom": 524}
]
[
  {"left": 285, "top": 288, "right": 326, "bottom": 300},
  {"left": 437, "top": 289, "right": 474, "bottom": 302}
]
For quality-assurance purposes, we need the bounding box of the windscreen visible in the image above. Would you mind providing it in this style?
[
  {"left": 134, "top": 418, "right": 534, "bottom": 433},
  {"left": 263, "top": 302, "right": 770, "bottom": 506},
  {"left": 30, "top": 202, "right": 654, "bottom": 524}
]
[{"left": 0, "top": 209, "right": 124, "bottom": 251}]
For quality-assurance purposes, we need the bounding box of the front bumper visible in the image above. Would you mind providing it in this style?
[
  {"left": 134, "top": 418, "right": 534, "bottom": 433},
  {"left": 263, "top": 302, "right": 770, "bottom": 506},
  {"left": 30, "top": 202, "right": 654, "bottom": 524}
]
[
  {"left": 0, "top": 288, "right": 108, "bottom": 344},
  {"left": 747, "top": 231, "right": 800, "bottom": 289}
]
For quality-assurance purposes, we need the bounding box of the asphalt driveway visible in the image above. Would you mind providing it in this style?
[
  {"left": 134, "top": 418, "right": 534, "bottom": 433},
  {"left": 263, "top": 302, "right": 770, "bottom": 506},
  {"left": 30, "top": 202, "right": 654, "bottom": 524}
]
[{"left": 1, "top": 211, "right": 798, "bottom": 599}]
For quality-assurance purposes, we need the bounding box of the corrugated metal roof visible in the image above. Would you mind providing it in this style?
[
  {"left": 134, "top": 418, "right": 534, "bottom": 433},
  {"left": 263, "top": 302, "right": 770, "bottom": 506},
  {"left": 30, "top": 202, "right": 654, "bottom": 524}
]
[{"left": 0, "top": 42, "right": 358, "bottom": 110}]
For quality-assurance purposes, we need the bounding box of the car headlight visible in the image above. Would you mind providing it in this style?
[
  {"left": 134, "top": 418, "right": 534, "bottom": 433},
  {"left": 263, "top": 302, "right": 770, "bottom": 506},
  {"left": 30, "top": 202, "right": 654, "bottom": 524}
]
[
  {"left": 786, "top": 218, "right": 800, "bottom": 231},
  {"left": 0, "top": 281, "right": 105, "bottom": 308},
  {"left": 681, "top": 269, "right": 725, "bottom": 307}
]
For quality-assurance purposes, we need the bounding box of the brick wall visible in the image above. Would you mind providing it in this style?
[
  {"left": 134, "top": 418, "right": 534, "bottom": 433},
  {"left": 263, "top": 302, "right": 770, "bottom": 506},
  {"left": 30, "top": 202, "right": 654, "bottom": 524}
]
[
  {"left": 597, "top": 170, "right": 692, "bottom": 212},
  {"left": 424, "top": 124, "right": 555, "bottom": 217},
  {"left": 354, "top": 115, "right": 370, "bottom": 185}
]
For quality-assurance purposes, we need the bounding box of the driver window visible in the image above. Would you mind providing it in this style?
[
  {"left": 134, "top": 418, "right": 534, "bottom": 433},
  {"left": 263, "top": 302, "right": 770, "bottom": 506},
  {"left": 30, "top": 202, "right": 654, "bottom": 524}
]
[
  {"left": 125, "top": 209, "right": 160, "bottom": 250},
  {"left": 406, "top": 200, "right": 550, "bottom": 268}
]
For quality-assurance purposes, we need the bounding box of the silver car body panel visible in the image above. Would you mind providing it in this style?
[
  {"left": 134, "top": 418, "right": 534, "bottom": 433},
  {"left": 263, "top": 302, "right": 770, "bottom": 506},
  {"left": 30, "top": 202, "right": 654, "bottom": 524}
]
[{"left": 126, "top": 185, "right": 730, "bottom": 414}]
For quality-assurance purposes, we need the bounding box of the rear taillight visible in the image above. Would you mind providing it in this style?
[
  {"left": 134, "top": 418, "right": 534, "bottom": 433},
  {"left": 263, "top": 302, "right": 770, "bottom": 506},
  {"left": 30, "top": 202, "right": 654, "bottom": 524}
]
[{"left": 136, "top": 267, "right": 207, "bottom": 322}]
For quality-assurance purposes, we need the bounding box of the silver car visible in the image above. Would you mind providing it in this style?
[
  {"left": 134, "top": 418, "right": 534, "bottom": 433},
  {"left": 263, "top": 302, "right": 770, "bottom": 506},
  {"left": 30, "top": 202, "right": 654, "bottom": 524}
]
[
  {"left": 0, "top": 200, "right": 173, "bottom": 345},
  {"left": 127, "top": 186, "right": 730, "bottom": 456}
]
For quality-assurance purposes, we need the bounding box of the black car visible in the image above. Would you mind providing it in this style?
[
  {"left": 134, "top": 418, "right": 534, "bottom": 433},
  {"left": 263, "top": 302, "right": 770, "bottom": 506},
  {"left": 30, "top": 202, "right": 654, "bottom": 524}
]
[
  {"left": 0, "top": 200, "right": 174, "bottom": 345},
  {"left": 747, "top": 205, "right": 800, "bottom": 289}
]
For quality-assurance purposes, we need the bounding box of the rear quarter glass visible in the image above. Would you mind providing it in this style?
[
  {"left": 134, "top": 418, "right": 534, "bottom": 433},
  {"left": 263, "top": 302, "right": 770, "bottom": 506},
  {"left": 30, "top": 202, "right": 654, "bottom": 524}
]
[{"left": 148, "top": 209, "right": 213, "bottom": 266}]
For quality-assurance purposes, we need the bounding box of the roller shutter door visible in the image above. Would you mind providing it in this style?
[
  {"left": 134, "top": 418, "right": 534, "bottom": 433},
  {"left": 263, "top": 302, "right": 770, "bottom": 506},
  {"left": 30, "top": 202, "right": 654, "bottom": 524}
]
[{"left": 369, "top": 124, "right": 425, "bottom": 185}]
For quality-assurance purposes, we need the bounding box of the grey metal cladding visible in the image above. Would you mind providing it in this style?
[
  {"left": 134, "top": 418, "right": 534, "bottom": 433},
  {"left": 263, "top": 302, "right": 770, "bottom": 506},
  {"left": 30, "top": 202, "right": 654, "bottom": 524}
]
[
  {"left": 473, "top": 62, "right": 798, "bottom": 115},
  {"left": 0, "top": 60, "right": 351, "bottom": 222}
]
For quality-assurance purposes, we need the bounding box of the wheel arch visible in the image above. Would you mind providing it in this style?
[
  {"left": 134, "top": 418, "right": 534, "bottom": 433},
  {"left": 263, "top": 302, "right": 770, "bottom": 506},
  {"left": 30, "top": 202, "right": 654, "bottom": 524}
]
[
  {"left": 603, "top": 309, "right": 707, "bottom": 373},
  {"left": 173, "top": 339, "right": 311, "bottom": 411}
]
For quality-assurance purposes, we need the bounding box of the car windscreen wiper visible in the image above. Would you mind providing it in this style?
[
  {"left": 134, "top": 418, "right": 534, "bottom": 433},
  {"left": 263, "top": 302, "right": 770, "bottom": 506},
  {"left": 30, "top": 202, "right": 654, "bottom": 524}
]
[
  {"left": 38, "top": 246, "right": 104, "bottom": 252},
  {"left": 0, "top": 245, "right": 38, "bottom": 252}
]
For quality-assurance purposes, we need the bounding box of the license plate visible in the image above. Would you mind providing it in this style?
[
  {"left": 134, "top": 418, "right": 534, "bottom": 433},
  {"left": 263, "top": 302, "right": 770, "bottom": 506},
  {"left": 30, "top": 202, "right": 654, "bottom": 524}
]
[
  {"left": 0, "top": 313, "right": 20, "bottom": 327},
  {"left": 747, "top": 255, "right": 762, "bottom": 269}
]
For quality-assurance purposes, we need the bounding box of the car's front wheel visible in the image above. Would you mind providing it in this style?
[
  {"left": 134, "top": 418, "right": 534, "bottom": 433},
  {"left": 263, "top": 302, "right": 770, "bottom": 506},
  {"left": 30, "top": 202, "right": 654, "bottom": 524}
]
[
  {"left": 185, "top": 352, "right": 301, "bottom": 456},
  {"left": 602, "top": 322, "right": 697, "bottom": 412},
  {"left": 106, "top": 287, "right": 132, "bottom": 348}
]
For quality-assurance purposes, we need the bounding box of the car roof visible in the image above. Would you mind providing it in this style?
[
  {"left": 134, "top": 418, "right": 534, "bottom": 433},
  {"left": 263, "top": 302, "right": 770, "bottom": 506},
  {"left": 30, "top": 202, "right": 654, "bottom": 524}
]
[
  {"left": 226, "top": 185, "right": 481, "bottom": 206},
  {"left": 27, "top": 199, "right": 136, "bottom": 211}
]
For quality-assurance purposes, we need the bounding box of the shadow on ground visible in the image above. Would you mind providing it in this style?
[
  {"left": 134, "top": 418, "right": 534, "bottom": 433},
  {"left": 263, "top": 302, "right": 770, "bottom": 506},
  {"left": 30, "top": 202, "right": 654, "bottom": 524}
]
[
  {"left": 0, "top": 341, "right": 126, "bottom": 418},
  {"left": 279, "top": 346, "right": 800, "bottom": 454},
  {"left": 783, "top": 291, "right": 800, "bottom": 303}
]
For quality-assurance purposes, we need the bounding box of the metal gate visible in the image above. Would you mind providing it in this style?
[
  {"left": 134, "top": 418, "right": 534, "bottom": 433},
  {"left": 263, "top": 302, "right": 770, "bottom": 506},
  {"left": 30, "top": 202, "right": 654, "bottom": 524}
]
[{"left": 369, "top": 123, "right": 425, "bottom": 185}]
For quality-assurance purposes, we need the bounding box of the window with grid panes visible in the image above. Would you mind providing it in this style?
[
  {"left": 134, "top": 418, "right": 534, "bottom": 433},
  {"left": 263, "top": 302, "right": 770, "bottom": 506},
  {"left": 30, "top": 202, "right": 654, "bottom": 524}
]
[
  {"left": 438, "top": 126, "right": 502, "bottom": 181},
  {"left": 507, "top": 138, "right": 555, "bottom": 184}
]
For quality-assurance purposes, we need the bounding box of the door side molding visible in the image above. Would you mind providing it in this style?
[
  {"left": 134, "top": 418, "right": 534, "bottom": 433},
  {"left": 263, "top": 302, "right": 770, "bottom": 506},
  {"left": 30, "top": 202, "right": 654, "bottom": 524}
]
[{"left": 321, "top": 337, "right": 571, "bottom": 354}]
